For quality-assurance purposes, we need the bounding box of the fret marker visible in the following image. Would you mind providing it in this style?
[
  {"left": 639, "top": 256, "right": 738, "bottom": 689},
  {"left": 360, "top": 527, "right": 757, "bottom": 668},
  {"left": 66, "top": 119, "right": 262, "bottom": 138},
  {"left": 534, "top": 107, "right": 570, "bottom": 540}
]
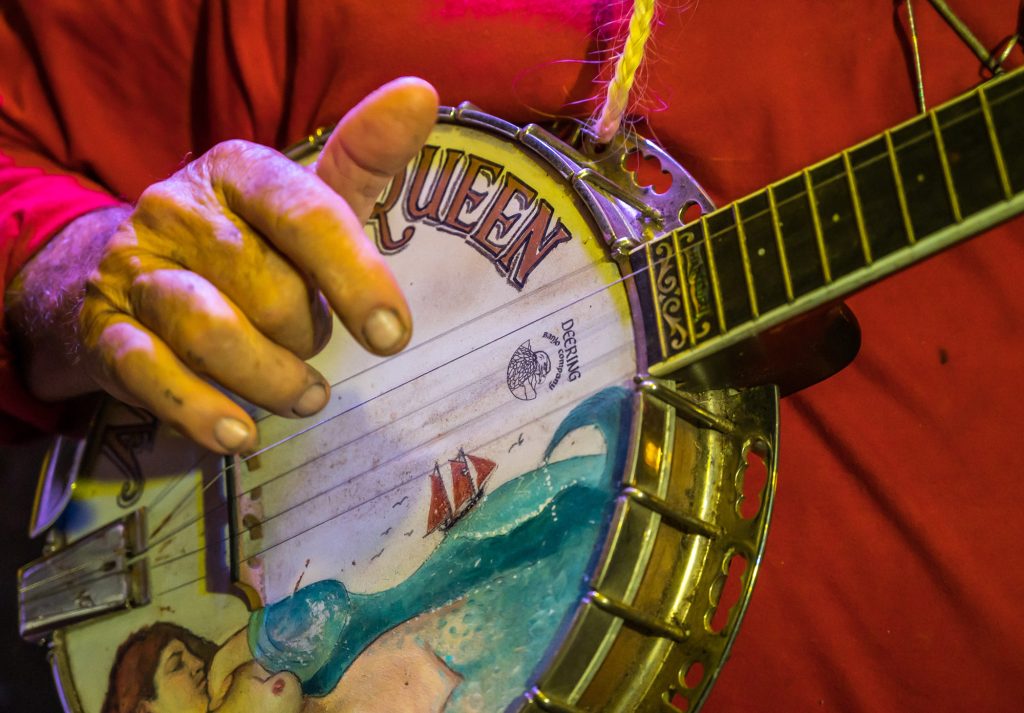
[
  {"left": 757, "top": 247, "right": 766, "bottom": 257},
  {"left": 832, "top": 213, "right": 840, "bottom": 223},
  {"left": 917, "top": 173, "right": 926, "bottom": 183}
]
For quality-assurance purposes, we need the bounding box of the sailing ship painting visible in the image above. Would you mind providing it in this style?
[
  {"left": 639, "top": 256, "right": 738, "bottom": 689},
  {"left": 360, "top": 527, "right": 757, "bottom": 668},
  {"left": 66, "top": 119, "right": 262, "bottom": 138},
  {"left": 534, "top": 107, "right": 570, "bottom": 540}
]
[{"left": 426, "top": 450, "right": 497, "bottom": 534}]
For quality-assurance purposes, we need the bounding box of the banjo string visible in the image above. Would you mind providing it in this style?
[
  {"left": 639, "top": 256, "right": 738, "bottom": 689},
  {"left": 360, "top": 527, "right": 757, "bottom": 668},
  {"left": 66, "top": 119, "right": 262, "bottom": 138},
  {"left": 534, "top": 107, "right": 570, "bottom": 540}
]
[
  {"left": 148, "top": 348, "right": 635, "bottom": 598},
  {"left": 21, "top": 355, "right": 633, "bottom": 603},
  {"left": 143, "top": 259, "right": 627, "bottom": 553},
  {"left": 158, "top": 374, "right": 634, "bottom": 598},
  {"left": 147, "top": 331, "right": 633, "bottom": 567},
  {"left": 145, "top": 256, "right": 615, "bottom": 534},
  {"left": 21, "top": 253, "right": 645, "bottom": 601}
]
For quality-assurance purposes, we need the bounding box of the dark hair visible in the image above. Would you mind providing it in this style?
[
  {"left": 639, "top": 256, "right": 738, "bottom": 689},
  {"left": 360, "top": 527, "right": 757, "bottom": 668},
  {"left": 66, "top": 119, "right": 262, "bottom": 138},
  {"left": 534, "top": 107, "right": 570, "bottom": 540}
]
[{"left": 101, "top": 622, "right": 218, "bottom": 713}]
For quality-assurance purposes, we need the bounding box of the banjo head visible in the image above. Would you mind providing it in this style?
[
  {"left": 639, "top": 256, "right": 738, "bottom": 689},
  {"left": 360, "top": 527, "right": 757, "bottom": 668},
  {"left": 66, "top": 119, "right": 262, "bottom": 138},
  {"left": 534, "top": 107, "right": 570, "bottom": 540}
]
[{"left": 28, "top": 108, "right": 778, "bottom": 713}]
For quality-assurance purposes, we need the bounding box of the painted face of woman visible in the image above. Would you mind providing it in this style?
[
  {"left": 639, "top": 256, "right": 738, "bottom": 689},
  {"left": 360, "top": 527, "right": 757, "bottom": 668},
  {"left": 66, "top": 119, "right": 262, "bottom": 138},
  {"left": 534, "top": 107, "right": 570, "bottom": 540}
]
[{"left": 142, "top": 639, "right": 208, "bottom": 713}]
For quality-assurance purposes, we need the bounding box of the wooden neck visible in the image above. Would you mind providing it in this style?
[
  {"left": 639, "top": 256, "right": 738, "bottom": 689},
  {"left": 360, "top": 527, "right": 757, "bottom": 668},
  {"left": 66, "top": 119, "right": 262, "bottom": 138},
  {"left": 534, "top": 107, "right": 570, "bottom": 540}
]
[{"left": 631, "top": 65, "right": 1024, "bottom": 380}]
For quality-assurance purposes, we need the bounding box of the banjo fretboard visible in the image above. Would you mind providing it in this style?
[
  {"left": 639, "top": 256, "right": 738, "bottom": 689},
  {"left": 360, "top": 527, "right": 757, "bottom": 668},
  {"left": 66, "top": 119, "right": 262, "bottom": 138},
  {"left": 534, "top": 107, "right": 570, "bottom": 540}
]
[{"left": 631, "top": 64, "right": 1024, "bottom": 378}]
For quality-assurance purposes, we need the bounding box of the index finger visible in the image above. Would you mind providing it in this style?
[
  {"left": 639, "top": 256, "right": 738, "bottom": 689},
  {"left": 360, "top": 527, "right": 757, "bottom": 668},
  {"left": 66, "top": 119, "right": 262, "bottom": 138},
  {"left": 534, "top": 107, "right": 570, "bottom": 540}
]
[{"left": 206, "top": 140, "right": 411, "bottom": 355}]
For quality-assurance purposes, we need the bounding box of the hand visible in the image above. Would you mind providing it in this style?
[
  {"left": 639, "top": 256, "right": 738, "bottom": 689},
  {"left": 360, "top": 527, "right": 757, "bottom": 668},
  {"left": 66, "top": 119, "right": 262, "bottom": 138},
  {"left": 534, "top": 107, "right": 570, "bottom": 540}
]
[{"left": 8, "top": 78, "right": 438, "bottom": 453}]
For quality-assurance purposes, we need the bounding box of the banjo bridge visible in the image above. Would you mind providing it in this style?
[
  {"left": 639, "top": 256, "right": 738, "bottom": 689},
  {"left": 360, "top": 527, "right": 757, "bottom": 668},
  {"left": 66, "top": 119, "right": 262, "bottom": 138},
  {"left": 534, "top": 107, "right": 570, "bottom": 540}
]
[{"left": 17, "top": 510, "right": 149, "bottom": 642}]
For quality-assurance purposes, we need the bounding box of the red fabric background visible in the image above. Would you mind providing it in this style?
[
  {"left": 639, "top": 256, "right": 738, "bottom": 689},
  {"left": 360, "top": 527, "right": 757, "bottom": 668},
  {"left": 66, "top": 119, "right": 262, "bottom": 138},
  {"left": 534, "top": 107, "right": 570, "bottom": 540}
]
[{"left": 1, "top": 1, "right": 1022, "bottom": 710}]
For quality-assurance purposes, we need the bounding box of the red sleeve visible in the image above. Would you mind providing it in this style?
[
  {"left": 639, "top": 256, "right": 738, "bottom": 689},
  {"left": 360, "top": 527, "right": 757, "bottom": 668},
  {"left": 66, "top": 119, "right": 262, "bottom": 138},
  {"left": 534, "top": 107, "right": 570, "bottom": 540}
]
[
  {"left": 0, "top": 150, "right": 121, "bottom": 441},
  {"left": 0, "top": 2, "right": 131, "bottom": 440}
]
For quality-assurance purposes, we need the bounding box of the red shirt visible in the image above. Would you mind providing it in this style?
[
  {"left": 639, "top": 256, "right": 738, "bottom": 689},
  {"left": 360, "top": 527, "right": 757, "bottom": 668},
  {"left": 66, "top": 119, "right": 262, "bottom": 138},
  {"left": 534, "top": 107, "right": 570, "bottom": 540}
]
[{"left": 2, "top": 1, "right": 1022, "bottom": 711}]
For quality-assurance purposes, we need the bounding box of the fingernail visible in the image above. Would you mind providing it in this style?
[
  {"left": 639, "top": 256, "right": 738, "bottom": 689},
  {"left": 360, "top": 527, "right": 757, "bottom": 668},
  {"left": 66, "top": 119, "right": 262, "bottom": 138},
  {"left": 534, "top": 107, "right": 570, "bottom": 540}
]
[
  {"left": 362, "top": 307, "right": 406, "bottom": 353},
  {"left": 293, "top": 382, "right": 328, "bottom": 417},
  {"left": 214, "top": 417, "right": 251, "bottom": 452}
]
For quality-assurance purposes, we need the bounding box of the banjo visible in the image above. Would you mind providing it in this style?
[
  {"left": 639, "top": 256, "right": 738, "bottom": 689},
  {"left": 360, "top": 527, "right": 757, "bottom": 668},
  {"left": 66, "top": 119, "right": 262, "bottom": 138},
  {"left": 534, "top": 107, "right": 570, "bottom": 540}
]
[{"left": 16, "top": 63, "right": 1024, "bottom": 713}]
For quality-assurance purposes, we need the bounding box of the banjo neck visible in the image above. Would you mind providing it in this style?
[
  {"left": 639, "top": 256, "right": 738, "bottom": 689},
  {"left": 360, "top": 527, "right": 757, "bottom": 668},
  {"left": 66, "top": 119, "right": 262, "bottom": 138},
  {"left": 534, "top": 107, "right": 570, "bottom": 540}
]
[{"left": 632, "top": 64, "right": 1024, "bottom": 385}]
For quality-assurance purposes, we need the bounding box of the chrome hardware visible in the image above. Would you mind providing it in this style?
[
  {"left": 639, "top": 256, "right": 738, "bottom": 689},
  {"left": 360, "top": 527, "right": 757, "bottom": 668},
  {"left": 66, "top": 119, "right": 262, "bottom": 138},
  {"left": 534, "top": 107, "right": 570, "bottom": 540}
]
[
  {"left": 18, "top": 511, "right": 149, "bottom": 642},
  {"left": 623, "top": 486, "right": 723, "bottom": 539},
  {"left": 635, "top": 378, "right": 738, "bottom": 435},
  {"left": 572, "top": 168, "right": 663, "bottom": 223},
  {"left": 585, "top": 589, "right": 690, "bottom": 642}
]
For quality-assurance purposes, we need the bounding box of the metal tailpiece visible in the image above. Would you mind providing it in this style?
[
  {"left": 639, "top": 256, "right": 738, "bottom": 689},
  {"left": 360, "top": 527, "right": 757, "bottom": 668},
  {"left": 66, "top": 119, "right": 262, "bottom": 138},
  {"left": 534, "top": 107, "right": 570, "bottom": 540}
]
[{"left": 18, "top": 510, "right": 149, "bottom": 642}]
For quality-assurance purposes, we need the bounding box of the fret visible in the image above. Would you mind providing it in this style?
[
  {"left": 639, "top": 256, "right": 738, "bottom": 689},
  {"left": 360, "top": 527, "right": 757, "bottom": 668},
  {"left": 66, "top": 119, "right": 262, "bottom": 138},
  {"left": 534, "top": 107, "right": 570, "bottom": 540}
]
[
  {"left": 890, "top": 115, "right": 956, "bottom": 238},
  {"left": 732, "top": 203, "right": 760, "bottom": 318},
  {"left": 977, "top": 86, "right": 1014, "bottom": 200},
  {"left": 849, "top": 137, "right": 911, "bottom": 259},
  {"left": 676, "top": 224, "right": 724, "bottom": 344},
  {"left": 705, "top": 209, "right": 754, "bottom": 327},
  {"left": 884, "top": 130, "right": 917, "bottom": 244},
  {"left": 773, "top": 174, "right": 827, "bottom": 295},
  {"left": 766, "top": 185, "right": 795, "bottom": 301},
  {"left": 671, "top": 230, "right": 698, "bottom": 347},
  {"left": 736, "top": 191, "right": 789, "bottom": 312},
  {"left": 808, "top": 156, "right": 867, "bottom": 279},
  {"left": 929, "top": 110, "right": 963, "bottom": 222},
  {"left": 801, "top": 169, "right": 832, "bottom": 283},
  {"left": 935, "top": 93, "right": 1007, "bottom": 218},
  {"left": 842, "top": 150, "right": 872, "bottom": 264},
  {"left": 700, "top": 214, "right": 729, "bottom": 334},
  {"left": 984, "top": 71, "right": 1024, "bottom": 193}
]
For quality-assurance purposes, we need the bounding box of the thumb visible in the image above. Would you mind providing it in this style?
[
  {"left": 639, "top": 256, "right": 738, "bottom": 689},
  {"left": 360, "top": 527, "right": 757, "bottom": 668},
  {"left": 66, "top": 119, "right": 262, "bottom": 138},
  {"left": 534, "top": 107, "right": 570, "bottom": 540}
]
[{"left": 315, "top": 77, "right": 438, "bottom": 224}]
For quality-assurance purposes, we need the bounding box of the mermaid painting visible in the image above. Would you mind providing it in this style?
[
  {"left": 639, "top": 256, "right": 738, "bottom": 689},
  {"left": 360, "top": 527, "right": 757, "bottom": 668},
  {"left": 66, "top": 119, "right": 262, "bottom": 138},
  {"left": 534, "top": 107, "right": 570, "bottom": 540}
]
[{"left": 102, "top": 387, "right": 633, "bottom": 713}]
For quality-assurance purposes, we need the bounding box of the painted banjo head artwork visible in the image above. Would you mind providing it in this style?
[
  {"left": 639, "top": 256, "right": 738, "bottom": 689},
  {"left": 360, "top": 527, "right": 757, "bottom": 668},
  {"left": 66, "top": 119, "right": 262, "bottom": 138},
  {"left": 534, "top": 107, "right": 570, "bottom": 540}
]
[{"left": 19, "top": 108, "right": 778, "bottom": 713}]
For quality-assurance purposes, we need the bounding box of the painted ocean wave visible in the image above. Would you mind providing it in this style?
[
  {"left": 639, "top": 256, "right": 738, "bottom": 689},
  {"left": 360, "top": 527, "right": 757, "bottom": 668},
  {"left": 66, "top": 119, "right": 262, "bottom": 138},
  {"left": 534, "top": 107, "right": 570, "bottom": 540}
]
[{"left": 251, "top": 385, "right": 634, "bottom": 708}]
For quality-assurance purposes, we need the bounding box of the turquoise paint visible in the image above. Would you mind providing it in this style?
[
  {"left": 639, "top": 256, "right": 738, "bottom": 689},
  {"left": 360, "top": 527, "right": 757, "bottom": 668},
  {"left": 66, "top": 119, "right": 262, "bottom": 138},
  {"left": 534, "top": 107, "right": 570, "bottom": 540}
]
[{"left": 250, "top": 386, "right": 633, "bottom": 708}]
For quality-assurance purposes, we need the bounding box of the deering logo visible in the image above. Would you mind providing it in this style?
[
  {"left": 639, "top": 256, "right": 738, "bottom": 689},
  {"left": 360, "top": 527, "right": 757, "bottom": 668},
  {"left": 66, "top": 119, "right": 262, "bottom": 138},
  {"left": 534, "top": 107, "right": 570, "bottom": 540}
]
[
  {"left": 506, "top": 341, "right": 552, "bottom": 401},
  {"left": 506, "top": 319, "right": 583, "bottom": 401},
  {"left": 369, "top": 145, "right": 574, "bottom": 290}
]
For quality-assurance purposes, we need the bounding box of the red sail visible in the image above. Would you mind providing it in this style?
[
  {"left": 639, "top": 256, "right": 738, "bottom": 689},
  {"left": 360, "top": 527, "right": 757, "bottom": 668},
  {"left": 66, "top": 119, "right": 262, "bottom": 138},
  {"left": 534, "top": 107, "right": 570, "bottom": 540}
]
[
  {"left": 426, "top": 465, "right": 453, "bottom": 534},
  {"left": 449, "top": 457, "right": 474, "bottom": 511},
  {"left": 467, "top": 454, "right": 496, "bottom": 489}
]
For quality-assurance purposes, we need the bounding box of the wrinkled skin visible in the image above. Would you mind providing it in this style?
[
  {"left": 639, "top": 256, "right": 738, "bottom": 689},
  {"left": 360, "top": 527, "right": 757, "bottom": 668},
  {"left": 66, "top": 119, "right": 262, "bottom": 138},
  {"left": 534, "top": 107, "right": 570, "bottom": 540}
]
[{"left": 9, "top": 78, "right": 438, "bottom": 453}]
